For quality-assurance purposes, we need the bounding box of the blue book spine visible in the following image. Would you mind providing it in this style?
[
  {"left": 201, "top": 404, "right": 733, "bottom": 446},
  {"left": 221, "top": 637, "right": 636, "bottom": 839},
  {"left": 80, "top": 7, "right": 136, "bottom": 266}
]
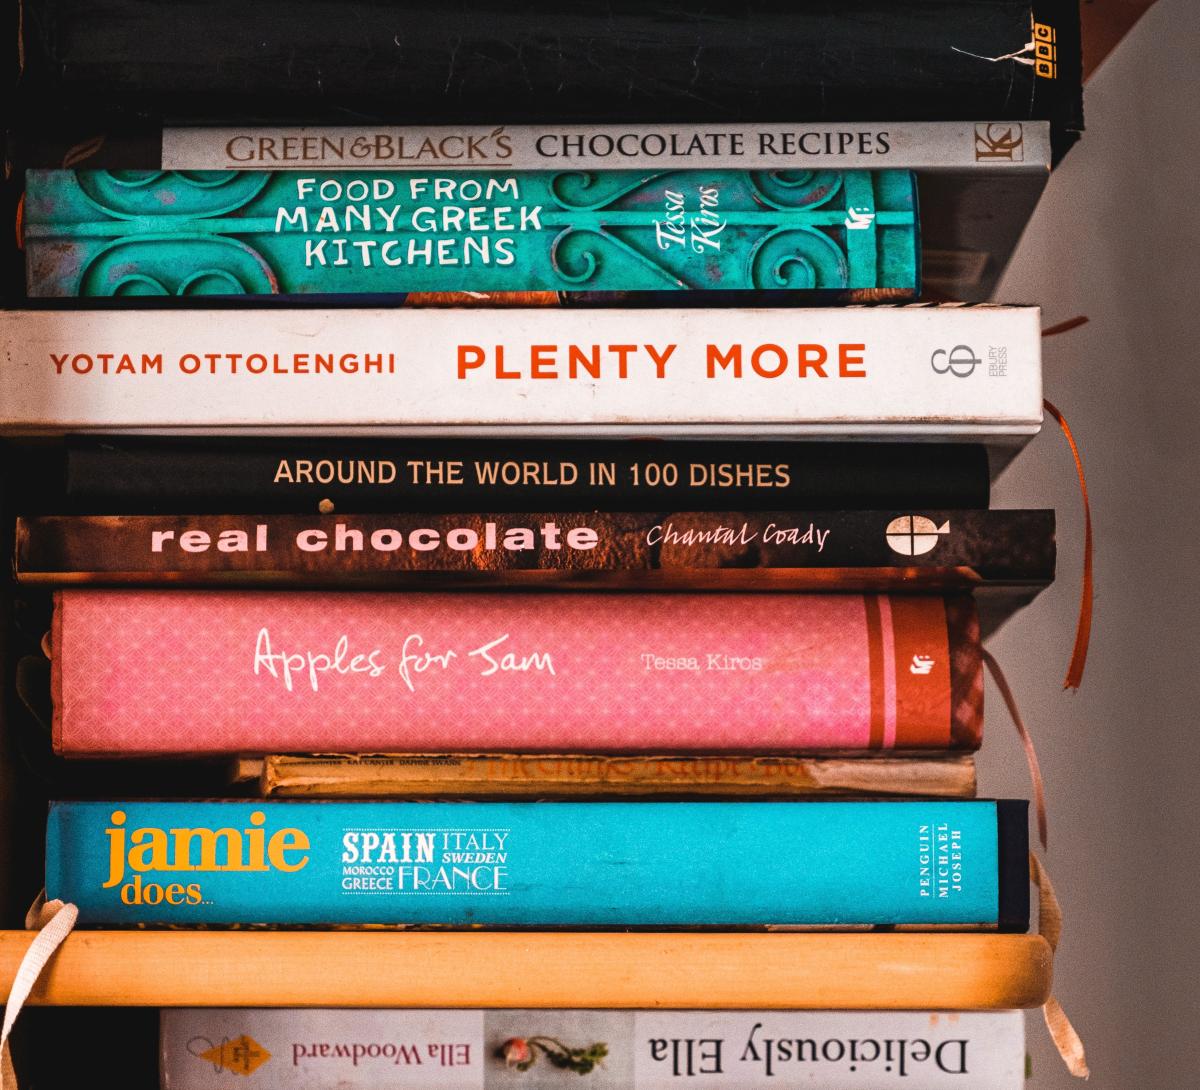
[{"left": 45, "top": 800, "right": 1022, "bottom": 929}]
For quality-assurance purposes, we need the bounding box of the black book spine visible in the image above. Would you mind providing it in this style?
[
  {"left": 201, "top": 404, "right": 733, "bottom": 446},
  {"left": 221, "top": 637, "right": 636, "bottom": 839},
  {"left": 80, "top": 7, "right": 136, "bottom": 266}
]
[
  {"left": 17, "top": 2, "right": 1082, "bottom": 156},
  {"left": 63, "top": 439, "right": 991, "bottom": 514},
  {"left": 996, "top": 799, "right": 1031, "bottom": 932}
]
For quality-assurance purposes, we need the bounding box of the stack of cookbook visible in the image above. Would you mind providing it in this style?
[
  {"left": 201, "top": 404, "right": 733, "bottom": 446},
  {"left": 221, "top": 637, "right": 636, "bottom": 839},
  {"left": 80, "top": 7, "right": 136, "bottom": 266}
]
[{"left": 0, "top": 1, "right": 1086, "bottom": 1086}]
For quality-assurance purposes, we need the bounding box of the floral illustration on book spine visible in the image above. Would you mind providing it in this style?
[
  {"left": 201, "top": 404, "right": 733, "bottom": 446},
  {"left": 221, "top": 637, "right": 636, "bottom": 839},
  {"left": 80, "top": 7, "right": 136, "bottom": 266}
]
[{"left": 499, "top": 1035, "right": 609, "bottom": 1075}]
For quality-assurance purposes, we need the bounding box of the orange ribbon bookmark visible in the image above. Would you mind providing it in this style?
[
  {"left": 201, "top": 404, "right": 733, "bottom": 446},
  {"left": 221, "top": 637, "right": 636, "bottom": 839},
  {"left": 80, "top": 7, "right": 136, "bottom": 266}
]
[{"left": 1041, "top": 317, "right": 1093, "bottom": 689}]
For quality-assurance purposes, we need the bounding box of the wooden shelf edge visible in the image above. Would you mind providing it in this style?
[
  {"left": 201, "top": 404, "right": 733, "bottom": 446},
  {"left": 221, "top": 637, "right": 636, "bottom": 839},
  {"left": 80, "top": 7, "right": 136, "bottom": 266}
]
[{"left": 0, "top": 931, "right": 1053, "bottom": 1009}]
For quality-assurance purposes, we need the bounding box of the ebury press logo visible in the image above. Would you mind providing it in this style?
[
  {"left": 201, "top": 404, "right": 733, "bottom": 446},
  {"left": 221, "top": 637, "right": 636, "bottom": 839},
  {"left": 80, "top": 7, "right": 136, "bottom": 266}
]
[
  {"left": 930, "top": 345, "right": 981, "bottom": 378},
  {"left": 974, "top": 122, "right": 1025, "bottom": 162}
]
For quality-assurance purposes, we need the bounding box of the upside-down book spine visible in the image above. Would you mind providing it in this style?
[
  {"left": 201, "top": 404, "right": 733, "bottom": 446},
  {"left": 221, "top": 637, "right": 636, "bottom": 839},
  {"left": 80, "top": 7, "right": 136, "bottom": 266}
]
[{"left": 159, "top": 1007, "right": 1026, "bottom": 1088}]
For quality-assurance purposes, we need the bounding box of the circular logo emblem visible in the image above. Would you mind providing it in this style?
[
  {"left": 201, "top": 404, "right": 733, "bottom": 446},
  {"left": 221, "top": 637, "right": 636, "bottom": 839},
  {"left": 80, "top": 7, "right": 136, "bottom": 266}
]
[{"left": 886, "top": 515, "right": 950, "bottom": 556}]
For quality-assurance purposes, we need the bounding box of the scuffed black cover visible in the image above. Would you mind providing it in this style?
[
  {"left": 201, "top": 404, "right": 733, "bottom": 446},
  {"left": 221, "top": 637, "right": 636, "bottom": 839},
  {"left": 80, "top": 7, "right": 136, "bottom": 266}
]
[
  {"left": 996, "top": 799, "right": 1031, "bottom": 932},
  {"left": 63, "top": 437, "right": 991, "bottom": 514},
  {"left": 16, "top": 1, "right": 1082, "bottom": 156}
]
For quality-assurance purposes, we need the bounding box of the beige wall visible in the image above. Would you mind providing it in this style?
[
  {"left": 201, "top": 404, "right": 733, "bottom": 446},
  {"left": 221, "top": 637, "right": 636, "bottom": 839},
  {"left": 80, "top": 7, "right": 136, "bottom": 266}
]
[{"left": 984, "top": 2, "right": 1199, "bottom": 1084}]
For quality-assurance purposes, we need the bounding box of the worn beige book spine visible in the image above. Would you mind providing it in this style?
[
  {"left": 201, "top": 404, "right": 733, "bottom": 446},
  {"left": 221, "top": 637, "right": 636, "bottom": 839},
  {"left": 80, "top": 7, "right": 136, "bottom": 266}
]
[{"left": 259, "top": 752, "right": 976, "bottom": 798}]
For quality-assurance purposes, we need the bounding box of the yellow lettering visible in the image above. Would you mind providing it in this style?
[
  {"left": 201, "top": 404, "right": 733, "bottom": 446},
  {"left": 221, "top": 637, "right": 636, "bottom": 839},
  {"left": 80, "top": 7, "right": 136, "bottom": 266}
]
[{"left": 268, "top": 829, "right": 311, "bottom": 872}]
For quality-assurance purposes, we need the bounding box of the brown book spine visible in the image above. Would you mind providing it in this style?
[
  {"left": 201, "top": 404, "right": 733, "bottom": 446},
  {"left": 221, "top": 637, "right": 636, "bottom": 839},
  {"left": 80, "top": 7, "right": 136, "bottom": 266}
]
[
  {"left": 260, "top": 753, "right": 977, "bottom": 799},
  {"left": 16, "top": 510, "right": 1055, "bottom": 590}
]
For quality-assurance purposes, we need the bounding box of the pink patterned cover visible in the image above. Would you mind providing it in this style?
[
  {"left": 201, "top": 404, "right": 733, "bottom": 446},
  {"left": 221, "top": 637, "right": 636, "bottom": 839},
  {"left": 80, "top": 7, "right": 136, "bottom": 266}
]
[{"left": 52, "top": 590, "right": 950, "bottom": 756}]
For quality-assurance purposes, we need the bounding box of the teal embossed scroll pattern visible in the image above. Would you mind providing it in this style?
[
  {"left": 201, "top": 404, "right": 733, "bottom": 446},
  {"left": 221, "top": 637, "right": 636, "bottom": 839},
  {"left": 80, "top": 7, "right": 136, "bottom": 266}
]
[{"left": 22, "top": 169, "right": 918, "bottom": 299}]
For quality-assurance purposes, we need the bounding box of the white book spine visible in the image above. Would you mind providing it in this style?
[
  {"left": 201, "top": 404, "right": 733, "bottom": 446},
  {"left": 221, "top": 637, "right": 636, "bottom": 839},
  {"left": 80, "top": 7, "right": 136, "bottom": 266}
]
[
  {"left": 161, "top": 122, "right": 1051, "bottom": 173},
  {"left": 160, "top": 1008, "right": 1026, "bottom": 1089},
  {"left": 0, "top": 307, "right": 1042, "bottom": 438}
]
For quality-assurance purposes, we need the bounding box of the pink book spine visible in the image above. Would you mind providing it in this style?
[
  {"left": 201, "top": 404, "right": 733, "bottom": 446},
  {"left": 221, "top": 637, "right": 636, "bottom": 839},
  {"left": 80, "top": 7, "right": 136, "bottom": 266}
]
[{"left": 51, "top": 590, "right": 979, "bottom": 756}]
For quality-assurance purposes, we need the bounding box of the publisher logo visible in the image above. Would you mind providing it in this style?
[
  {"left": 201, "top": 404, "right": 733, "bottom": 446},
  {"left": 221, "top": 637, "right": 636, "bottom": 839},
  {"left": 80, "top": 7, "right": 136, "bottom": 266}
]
[
  {"left": 885, "top": 515, "right": 950, "bottom": 556},
  {"left": 1033, "top": 20, "right": 1058, "bottom": 79},
  {"left": 930, "top": 345, "right": 981, "bottom": 378},
  {"left": 190, "top": 1034, "right": 272, "bottom": 1075},
  {"left": 910, "top": 655, "right": 936, "bottom": 676},
  {"left": 844, "top": 206, "right": 876, "bottom": 231},
  {"left": 974, "top": 123, "right": 1025, "bottom": 161}
]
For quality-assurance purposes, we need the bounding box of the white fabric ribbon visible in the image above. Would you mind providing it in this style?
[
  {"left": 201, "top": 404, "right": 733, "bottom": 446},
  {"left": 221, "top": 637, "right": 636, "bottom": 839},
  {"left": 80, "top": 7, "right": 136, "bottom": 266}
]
[{"left": 0, "top": 893, "right": 79, "bottom": 1090}]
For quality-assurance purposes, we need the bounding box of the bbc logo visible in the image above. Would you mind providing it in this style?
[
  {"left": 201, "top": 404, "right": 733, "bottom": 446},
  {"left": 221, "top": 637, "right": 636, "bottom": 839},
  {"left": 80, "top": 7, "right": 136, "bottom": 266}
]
[{"left": 1033, "top": 20, "right": 1057, "bottom": 79}]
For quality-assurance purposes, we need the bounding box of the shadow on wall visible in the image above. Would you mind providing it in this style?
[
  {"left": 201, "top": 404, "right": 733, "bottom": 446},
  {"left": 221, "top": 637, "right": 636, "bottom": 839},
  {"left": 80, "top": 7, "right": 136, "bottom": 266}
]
[{"left": 983, "top": 2, "right": 1200, "bottom": 1087}]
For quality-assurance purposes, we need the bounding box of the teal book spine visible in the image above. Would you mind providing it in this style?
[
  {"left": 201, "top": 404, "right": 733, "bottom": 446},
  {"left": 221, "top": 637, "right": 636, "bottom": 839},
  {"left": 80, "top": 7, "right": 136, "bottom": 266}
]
[
  {"left": 45, "top": 800, "right": 1026, "bottom": 929},
  {"left": 22, "top": 169, "right": 919, "bottom": 299}
]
